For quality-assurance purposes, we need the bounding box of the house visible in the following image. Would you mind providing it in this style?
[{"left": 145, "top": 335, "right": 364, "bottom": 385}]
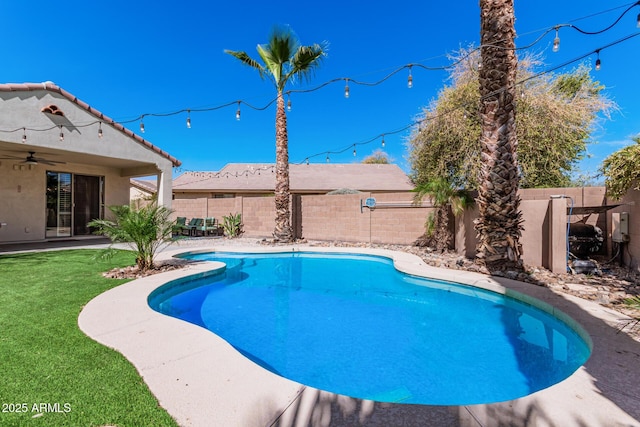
[
  {"left": 172, "top": 163, "right": 414, "bottom": 198},
  {"left": 0, "top": 82, "right": 180, "bottom": 243},
  {"left": 130, "top": 178, "right": 158, "bottom": 201}
]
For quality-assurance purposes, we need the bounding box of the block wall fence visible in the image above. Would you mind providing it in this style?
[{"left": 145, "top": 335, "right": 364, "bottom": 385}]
[{"left": 172, "top": 186, "right": 640, "bottom": 273}]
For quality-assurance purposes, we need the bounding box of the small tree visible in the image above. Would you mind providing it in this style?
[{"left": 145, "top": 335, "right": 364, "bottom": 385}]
[
  {"left": 88, "top": 202, "right": 174, "bottom": 271},
  {"left": 601, "top": 135, "right": 640, "bottom": 200},
  {"left": 409, "top": 49, "right": 614, "bottom": 190},
  {"left": 412, "top": 178, "right": 474, "bottom": 252},
  {"left": 362, "top": 149, "right": 391, "bottom": 164}
]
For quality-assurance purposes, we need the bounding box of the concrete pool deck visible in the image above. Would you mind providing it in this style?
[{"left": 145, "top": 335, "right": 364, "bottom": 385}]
[{"left": 78, "top": 240, "right": 640, "bottom": 427}]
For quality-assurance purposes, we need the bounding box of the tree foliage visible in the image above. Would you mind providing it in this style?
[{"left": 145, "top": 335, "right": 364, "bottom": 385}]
[
  {"left": 88, "top": 202, "right": 174, "bottom": 271},
  {"left": 412, "top": 178, "right": 474, "bottom": 251},
  {"left": 408, "top": 48, "right": 614, "bottom": 190},
  {"left": 361, "top": 149, "right": 391, "bottom": 164},
  {"left": 601, "top": 135, "right": 640, "bottom": 200},
  {"left": 225, "top": 26, "right": 327, "bottom": 242}
]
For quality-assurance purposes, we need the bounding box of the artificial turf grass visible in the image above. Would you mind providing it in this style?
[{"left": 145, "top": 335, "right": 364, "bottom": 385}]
[{"left": 0, "top": 250, "right": 179, "bottom": 427}]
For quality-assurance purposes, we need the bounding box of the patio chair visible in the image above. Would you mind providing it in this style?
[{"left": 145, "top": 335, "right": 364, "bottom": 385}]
[
  {"left": 186, "top": 218, "right": 204, "bottom": 236},
  {"left": 173, "top": 217, "right": 187, "bottom": 235},
  {"left": 196, "top": 217, "right": 218, "bottom": 236}
]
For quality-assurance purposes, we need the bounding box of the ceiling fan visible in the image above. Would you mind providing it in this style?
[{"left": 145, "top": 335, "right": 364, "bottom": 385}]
[{"left": 0, "top": 151, "right": 66, "bottom": 166}]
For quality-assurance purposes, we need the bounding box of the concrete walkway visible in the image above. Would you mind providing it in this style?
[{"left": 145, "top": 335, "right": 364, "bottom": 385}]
[{"left": 77, "top": 240, "right": 640, "bottom": 427}]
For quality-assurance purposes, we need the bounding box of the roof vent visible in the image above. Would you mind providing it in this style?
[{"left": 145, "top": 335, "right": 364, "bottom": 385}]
[{"left": 41, "top": 105, "right": 65, "bottom": 116}]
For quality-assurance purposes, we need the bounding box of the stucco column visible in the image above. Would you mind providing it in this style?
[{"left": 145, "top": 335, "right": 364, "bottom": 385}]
[
  {"left": 156, "top": 166, "right": 173, "bottom": 210},
  {"left": 548, "top": 197, "right": 568, "bottom": 274}
]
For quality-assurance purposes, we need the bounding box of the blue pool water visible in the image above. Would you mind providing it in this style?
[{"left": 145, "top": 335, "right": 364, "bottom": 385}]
[{"left": 148, "top": 251, "right": 591, "bottom": 405}]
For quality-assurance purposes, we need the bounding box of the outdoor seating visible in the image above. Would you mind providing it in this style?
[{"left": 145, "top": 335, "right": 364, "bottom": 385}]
[
  {"left": 186, "top": 218, "right": 204, "bottom": 236},
  {"left": 195, "top": 217, "right": 219, "bottom": 236},
  {"left": 173, "top": 217, "right": 187, "bottom": 235}
]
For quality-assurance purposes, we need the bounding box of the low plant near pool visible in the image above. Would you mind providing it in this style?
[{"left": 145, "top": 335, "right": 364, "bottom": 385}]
[
  {"left": 89, "top": 202, "right": 175, "bottom": 271},
  {"left": 222, "top": 213, "right": 243, "bottom": 238}
]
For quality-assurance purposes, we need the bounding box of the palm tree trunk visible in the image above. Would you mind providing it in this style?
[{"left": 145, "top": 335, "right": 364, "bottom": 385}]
[
  {"left": 475, "top": 0, "right": 523, "bottom": 271},
  {"left": 273, "top": 91, "right": 294, "bottom": 241}
]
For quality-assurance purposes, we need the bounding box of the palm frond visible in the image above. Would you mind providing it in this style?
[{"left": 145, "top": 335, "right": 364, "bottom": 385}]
[
  {"left": 224, "top": 49, "right": 266, "bottom": 79},
  {"left": 286, "top": 43, "right": 327, "bottom": 85},
  {"left": 88, "top": 202, "right": 175, "bottom": 271},
  {"left": 256, "top": 44, "right": 282, "bottom": 84}
]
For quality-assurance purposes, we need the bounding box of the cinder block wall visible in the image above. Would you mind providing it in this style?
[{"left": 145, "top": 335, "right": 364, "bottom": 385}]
[
  {"left": 171, "top": 188, "right": 625, "bottom": 273},
  {"left": 300, "top": 194, "right": 372, "bottom": 243},
  {"left": 370, "top": 193, "right": 434, "bottom": 245}
]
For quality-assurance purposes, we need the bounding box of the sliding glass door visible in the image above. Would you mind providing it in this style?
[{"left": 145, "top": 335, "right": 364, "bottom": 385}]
[
  {"left": 46, "top": 172, "right": 104, "bottom": 238},
  {"left": 46, "top": 172, "right": 72, "bottom": 238},
  {"left": 73, "top": 175, "right": 103, "bottom": 235}
]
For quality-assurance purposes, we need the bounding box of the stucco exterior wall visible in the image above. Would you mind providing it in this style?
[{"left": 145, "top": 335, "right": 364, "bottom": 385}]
[
  {"left": 612, "top": 186, "right": 640, "bottom": 271},
  {"left": 0, "top": 161, "right": 46, "bottom": 241},
  {"left": 0, "top": 161, "right": 130, "bottom": 243},
  {"left": 0, "top": 85, "right": 178, "bottom": 243}
]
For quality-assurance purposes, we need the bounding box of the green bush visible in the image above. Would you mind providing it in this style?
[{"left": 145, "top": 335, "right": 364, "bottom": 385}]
[{"left": 222, "top": 213, "right": 243, "bottom": 238}]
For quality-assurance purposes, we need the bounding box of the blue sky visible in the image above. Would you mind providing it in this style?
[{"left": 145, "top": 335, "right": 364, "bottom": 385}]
[{"left": 2, "top": 1, "right": 639, "bottom": 180}]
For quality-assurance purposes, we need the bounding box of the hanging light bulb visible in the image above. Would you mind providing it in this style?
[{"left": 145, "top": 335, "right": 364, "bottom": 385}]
[
  {"left": 140, "top": 118, "right": 145, "bottom": 133},
  {"left": 59, "top": 125, "right": 64, "bottom": 141},
  {"left": 98, "top": 122, "right": 103, "bottom": 138},
  {"left": 344, "top": 79, "right": 350, "bottom": 99},
  {"left": 21, "top": 127, "right": 26, "bottom": 143},
  {"left": 552, "top": 27, "right": 560, "bottom": 52},
  {"left": 186, "top": 110, "right": 191, "bottom": 128},
  {"left": 595, "top": 50, "right": 601, "bottom": 71},
  {"left": 287, "top": 94, "right": 292, "bottom": 112},
  {"left": 353, "top": 145, "right": 357, "bottom": 156},
  {"left": 236, "top": 101, "right": 241, "bottom": 120},
  {"left": 381, "top": 135, "right": 385, "bottom": 148},
  {"left": 407, "top": 67, "right": 413, "bottom": 89},
  {"left": 326, "top": 152, "right": 330, "bottom": 162},
  {"left": 305, "top": 158, "right": 309, "bottom": 165},
  {"left": 637, "top": 12, "right": 640, "bottom": 28}
]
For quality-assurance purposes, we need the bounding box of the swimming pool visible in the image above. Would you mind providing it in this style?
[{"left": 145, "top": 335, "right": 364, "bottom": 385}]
[{"left": 148, "top": 251, "right": 591, "bottom": 405}]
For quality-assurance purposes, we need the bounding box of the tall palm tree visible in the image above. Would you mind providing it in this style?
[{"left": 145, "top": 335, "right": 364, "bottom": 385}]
[
  {"left": 225, "top": 26, "right": 326, "bottom": 242},
  {"left": 475, "top": 0, "right": 523, "bottom": 271}
]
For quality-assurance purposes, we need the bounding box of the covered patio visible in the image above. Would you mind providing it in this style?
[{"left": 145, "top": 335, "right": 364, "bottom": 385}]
[{"left": 0, "top": 82, "right": 180, "bottom": 244}]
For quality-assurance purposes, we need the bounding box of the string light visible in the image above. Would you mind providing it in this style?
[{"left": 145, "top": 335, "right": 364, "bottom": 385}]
[
  {"left": 407, "top": 66, "right": 413, "bottom": 89},
  {"left": 98, "top": 122, "right": 103, "bottom": 138},
  {"left": 381, "top": 134, "right": 385, "bottom": 148},
  {"left": 306, "top": 158, "right": 309, "bottom": 165},
  {"left": 553, "top": 26, "right": 560, "bottom": 52},
  {"left": 595, "top": 50, "right": 601, "bottom": 71},
  {"left": 287, "top": 93, "right": 292, "bottom": 112},
  {"left": 2, "top": 3, "right": 639, "bottom": 170},
  {"left": 59, "top": 125, "right": 64, "bottom": 142},
  {"left": 637, "top": 11, "right": 640, "bottom": 28},
  {"left": 352, "top": 145, "right": 357, "bottom": 156},
  {"left": 326, "top": 152, "right": 330, "bottom": 162},
  {"left": 22, "top": 128, "right": 26, "bottom": 143},
  {"left": 186, "top": 110, "right": 191, "bottom": 128}
]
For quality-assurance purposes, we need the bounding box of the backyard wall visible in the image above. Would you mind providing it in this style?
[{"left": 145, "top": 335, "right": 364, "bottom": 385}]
[
  {"left": 612, "top": 186, "right": 640, "bottom": 271},
  {"left": 172, "top": 189, "right": 592, "bottom": 273}
]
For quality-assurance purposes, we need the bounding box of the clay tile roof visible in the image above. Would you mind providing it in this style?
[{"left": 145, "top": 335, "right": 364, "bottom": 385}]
[
  {"left": 0, "top": 82, "right": 181, "bottom": 167},
  {"left": 130, "top": 178, "right": 157, "bottom": 193},
  {"left": 173, "top": 163, "right": 414, "bottom": 193}
]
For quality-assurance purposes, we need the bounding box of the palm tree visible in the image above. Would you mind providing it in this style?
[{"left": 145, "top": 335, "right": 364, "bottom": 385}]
[
  {"left": 225, "top": 26, "right": 326, "bottom": 242},
  {"left": 88, "top": 202, "right": 175, "bottom": 271},
  {"left": 475, "top": 0, "right": 523, "bottom": 271},
  {"left": 413, "top": 178, "right": 474, "bottom": 252}
]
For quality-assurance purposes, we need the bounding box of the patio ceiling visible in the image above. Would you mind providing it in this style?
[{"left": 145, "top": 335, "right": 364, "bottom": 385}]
[{"left": 0, "top": 140, "right": 158, "bottom": 175}]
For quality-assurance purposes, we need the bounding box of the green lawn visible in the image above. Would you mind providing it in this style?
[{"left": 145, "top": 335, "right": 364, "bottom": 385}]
[{"left": 0, "top": 250, "right": 178, "bottom": 427}]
